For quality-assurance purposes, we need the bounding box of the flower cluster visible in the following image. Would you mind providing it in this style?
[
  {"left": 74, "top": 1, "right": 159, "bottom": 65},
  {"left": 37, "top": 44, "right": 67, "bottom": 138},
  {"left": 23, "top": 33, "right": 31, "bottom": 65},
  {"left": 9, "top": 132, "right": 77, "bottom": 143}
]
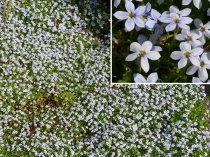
[{"left": 113, "top": 0, "right": 210, "bottom": 83}]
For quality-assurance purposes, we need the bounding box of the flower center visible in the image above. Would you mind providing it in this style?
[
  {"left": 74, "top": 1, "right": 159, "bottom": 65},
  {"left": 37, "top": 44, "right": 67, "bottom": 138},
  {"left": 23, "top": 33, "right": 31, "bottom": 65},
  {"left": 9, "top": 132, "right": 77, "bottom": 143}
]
[
  {"left": 183, "top": 51, "right": 191, "bottom": 57},
  {"left": 128, "top": 12, "right": 134, "bottom": 18},
  {"left": 187, "top": 35, "right": 192, "bottom": 41},
  {"left": 200, "top": 61, "right": 205, "bottom": 67},
  {"left": 200, "top": 26, "right": 205, "bottom": 32},
  {"left": 141, "top": 16, "right": 146, "bottom": 20},
  {"left": 173, "top": 18, "right": 179, "bottom": 23},
  {"left": 140, "top": 50, "right": 147, "bottom": 55}
]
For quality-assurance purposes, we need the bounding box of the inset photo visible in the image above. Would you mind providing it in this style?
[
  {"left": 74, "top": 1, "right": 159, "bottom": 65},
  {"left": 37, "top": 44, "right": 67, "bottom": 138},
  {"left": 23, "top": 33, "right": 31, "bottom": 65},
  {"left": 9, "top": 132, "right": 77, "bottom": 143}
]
[{"left": 111, "top": 0, "right": 210, "bottom": 83}]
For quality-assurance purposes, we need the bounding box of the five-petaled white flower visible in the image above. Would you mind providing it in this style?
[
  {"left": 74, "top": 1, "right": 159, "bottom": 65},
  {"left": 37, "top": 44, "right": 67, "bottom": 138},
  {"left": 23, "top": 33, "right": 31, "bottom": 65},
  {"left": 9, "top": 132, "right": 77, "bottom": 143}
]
[
  {"left": 194, "top": 18, "right": 210, "bottom": 44},
  {"left": 186, "top": 53, "right": 210, "bottom": 81},
  {"left": 125, "top": 41, "right": 161, "bottom": 72},
  {"left": 159, "top": 6, "right": 193, "bottom": 32},
  {"left": 113, "top": 1, "right": 149, "bottom": 31},
  {"left": 176, "top": 29, "right": 203, "bottom": 48},
  {"left": 134, "top": 72, "right": 158, "bottom": 83},
  {"left": 170, "top": 42, "right": 203, "bottom": 69}
]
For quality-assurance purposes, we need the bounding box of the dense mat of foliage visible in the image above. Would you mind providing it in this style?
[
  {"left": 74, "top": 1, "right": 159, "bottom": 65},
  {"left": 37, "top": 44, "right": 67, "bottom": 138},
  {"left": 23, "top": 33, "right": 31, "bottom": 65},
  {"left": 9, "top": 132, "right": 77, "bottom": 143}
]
[
  {"left": 112, "top": 0, "right": 210, "bottom": 83},
  {"left": 0, "top": 0, "right": 210, "bottom": 156}
]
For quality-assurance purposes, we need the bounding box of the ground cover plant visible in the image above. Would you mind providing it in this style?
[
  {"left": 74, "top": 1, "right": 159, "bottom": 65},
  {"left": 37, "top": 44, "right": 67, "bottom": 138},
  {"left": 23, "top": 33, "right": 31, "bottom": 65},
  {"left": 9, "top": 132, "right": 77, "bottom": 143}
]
[
  {"left": 112, "top": 0, "right": 210, "bottom": 83},
  {"left": 0, "top": 0, "right": 210, "bottom": 156}
]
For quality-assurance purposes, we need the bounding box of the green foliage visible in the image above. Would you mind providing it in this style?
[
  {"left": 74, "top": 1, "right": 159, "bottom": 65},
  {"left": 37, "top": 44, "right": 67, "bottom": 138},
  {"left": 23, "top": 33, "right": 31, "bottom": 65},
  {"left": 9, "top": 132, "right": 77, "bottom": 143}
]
[{"left": 59, "top": 91, "right": 76, "bottom": 105}]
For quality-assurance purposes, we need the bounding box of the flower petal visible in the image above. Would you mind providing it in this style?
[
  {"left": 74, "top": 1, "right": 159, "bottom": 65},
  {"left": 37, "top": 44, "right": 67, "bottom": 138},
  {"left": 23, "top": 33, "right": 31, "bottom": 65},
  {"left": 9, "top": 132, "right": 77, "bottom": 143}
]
[
  {"left": 208, "top": 8, "right": 210, "bottom": 16},
  {"left": 193, "top": 0, "right": 202, "bottom": 9},
  {"left": 151, "top": 9, "right": 161, "bottom": 20},
  {"left": 125, "top": 18, "right": 135, "bottom": 31},
  {"left": 205, "top": 21, "right": 210, "bottom": 29},
  {"left": 206, "top": 64, "right": 210, "bottom": 70},
  {"left": 169, "top": 6, "right": 179, "bottom": 13},
  {"left": 149, "top": 34, "right": 158, "bottom": 45},
  {"left": 194, "top": 18, "right": 203, "bottom": 28},
  {"left": 180, "top": 8, "right": 191, "bottom": 16},
  {"left": 192, "top": 77, "right": 202, "bottom": 83},
  {"left": 152, "top": 46, "right": 162, "bottom": 52},
  {"left": 186, "top": 65, "right": 198, "bottom": 75},
  {"left": 199, "top": 34, "right": 206, "bottom": 44},
  {"left": 125, "top": 1, "right": 135, "bottom": 12},
  {"left": 201, "top": 53, "right": 210, "bottom": 63},
  {"left": 145, "top": 2, "right": 151, "bottom": 13},
  {"left": 130, "top": 42, "right": 142, "bottom": 53},
  {"left": 135, "top": 6, "right": 146, "bottom": 16},
  {"left": 206, "top": 53, "right": 210, "bottom": 60},
  {"left": 180, "top": 17, "right": 193, "bottom": 24},
  {"left": 170, "top": 51, "right": 183, "bottom": 60},
  {"left": 189, "top": 56, "right": 200, "bottom": 66},
  {"left": 191, "top": 30, "right": 201, "bottom": 39},
  {"left": 178, "top": 23, "right": 190, "bottom": 30},
  {"left": 198, "top": 68, "right": 208, "bottom": 81},
  {"left": 114, "top": 0, "right": 121, "bottom": 8},
  {"left": 178, "top": 57, "right": 188, "bottom": 68},
  {"left": 182, "top": 0, "right": 192, "bottom": 5},
  {"left": 159, "top": 14, "right": 172, "bottom": 23},
  {"left": 191, "top": 39, "right": 203, "bottom": 48},
  {"left": 141, "top": 57, "right": 150, "bottom": 73},
  {"left": 204, "top": 30, "right": 210, "bottom": 38},
  {"left": 176, "top": 34, "right": 186, "bottom": 41},
  {"left": 147, "top": 51, "right": 161, "bottom": 60},
  {"left": 125, "top": 53, "right": 138, "bottom": 61},
  {"left": 191, "top": 47, "right": 203, "bottom": 56},
  {"left": 134, "top": 73, "right": 147, "bottom": 83},
  {"left": 165, "top": 23, "right": 176, "bottom": 32},
  {"left": 157, "top": 0, "right": 164, "bottom": 5},
  {"left": 137, "top": 34, "right": 148, "bottom": 44},
  {"left": 170, "top": 13, "right": 179, "bottom": 18},
  {"left": 180, "top": 42, "right": 191, "bottom": 51},
  {"left": 145, "top": 19, "right": 157, "bottom": 30},
  {"left": 133, "top": 17, "right": 145, "bottom": 28},
  {"left": 147, "top": 72, "right": 158, "bottom": 83},
  {"left": 142, "top": 41, "right": 153, "bottom": 51},
  {"left": 114, "top": 11, "right": 128, "bottom": 20}
]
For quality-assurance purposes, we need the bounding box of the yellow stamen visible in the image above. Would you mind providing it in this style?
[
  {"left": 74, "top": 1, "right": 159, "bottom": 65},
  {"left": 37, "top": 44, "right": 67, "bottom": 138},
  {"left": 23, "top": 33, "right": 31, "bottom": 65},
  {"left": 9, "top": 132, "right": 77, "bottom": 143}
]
[{"left": 183, "top": 51, "right": 191, "bottom": 57}]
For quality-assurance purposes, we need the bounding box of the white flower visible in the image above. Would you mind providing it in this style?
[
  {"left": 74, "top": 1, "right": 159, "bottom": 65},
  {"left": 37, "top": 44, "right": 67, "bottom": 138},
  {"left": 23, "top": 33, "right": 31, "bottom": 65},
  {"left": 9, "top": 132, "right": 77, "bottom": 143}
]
[
  {"left": 134, "top": 72, "right": 158, "bottom": 83},
  {"left": 176, "top": 29, "right": 203, "bottom": 48},
  {"left": 170, "top": 42, "right": 203, "bottom": 69},
  {"left": 113, "top": 1, "right": 149, "bottom": 31},
  {"left": 194, "top": 18, "right": 210, "bottom": 44},
  {"left": 125, "top": 41, "right": 161, "bottom": 72},
  {"left": 159, "top": 6, "right": 193, "bottom": 31},
  {"left": 187, "top": 53, "right": 210, "bottom": 81}
]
